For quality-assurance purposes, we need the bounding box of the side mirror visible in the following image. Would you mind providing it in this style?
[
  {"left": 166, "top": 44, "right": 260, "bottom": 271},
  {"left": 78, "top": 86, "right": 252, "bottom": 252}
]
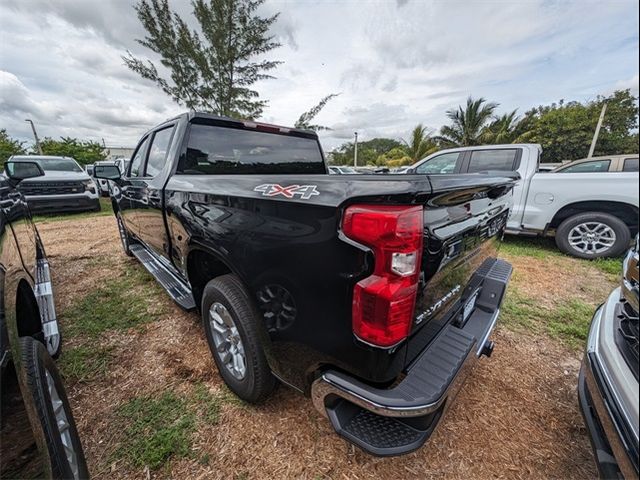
[
  {"left": 4, "top": 161, "right": 45, "bottom": 185},
  {"left": 94, "top": 165, "right": 121, "bottom": 180}
]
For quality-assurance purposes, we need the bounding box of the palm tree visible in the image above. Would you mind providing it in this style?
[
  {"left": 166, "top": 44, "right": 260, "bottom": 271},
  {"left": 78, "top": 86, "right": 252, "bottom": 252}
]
[
  {"left": 402, "top": 124, "right": 437, "bottom": 162},
  {"left": 437, "top": 97, "right": 498, "bottom": 147},
  {"left": 482, "top": 110, "right": 535, "bottom": 144}
]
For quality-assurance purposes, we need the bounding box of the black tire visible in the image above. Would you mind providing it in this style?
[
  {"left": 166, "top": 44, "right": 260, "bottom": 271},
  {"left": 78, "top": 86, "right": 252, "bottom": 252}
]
[
  {"left": 19, "top": 336, "right": 89, "bottom": 479},
  {"left": 556, "top": 212, "right": 630, "bottom": 259},
  {"left": 201, "top": 274, "right": 275, "bottom": 403},
  {"left": 116, "top": 212, "right": 133, "bottom": 257}
]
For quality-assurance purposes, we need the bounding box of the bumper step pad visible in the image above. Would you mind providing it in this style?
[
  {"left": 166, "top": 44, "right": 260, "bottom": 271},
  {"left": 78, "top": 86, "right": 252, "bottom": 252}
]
[
  {"left": 324, "top": 325, "right": 476, "bottom": 456},
  {"left": 130, "top": 244, "right": 196, "bottom": 310},
  {"left": 317, "top": 258, "right": 512, "bottom": 457}
]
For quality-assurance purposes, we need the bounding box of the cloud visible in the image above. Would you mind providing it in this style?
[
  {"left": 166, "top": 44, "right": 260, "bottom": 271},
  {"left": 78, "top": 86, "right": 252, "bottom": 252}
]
[{"left": 0, "top": 0, "right": 637, "bottom": 153}]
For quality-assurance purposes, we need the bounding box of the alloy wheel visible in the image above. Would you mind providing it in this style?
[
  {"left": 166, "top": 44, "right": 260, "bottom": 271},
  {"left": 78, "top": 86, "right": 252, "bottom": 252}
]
[
  {"left": 45, "top": 371, "right": 80, "bottom": 480},
  {"left": 568, "top": 222, "right": 616, "bottom": 255},
  {"left": 208, "top": 302, "right": 247, "bottom": 380}
]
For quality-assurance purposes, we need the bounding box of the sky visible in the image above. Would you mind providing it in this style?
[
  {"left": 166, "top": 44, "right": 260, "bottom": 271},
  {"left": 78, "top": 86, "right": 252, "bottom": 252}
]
[{"left": 0, "top": 0, "right": 638, "bottom": 152}]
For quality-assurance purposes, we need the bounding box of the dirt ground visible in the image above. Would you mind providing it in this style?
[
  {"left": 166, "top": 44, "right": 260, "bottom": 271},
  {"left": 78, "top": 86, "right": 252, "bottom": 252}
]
[{"left": 38, "top": 215, "right": 609, "bottom": 480}]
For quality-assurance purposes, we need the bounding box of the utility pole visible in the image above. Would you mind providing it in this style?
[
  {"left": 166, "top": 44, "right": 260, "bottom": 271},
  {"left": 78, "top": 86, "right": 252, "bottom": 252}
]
[
  {"left": 587, "top": 102, "right": 607, "bottom": 158},
  {"left": 353, "top": 132, "right": 358, "bottom": 167},
  {"left": 25, "top": 119, "right": 43, "bottom": 155}
]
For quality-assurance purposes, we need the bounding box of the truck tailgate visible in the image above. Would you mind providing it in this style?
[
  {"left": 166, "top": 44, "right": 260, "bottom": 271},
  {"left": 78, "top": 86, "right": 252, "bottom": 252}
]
[{"left": 407, "top": 174, "right": 515, "bottom": 364}]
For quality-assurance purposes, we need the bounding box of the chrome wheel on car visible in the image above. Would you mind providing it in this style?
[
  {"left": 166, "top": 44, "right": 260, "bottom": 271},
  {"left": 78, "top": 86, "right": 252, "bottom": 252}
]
[
  {"left": 208, "top": 302, "right": 247, "bottom": 380},
  {"left": 568, "top": 222, "right": 617, "bottom": 255},
  {"left": 45, "top": 370, "right": 80, "bottom": 480}
]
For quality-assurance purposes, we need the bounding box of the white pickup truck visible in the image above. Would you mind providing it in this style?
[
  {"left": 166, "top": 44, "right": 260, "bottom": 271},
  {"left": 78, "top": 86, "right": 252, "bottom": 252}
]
[{"left": 410, "top": 144, "right": 639, "bottom": 258}]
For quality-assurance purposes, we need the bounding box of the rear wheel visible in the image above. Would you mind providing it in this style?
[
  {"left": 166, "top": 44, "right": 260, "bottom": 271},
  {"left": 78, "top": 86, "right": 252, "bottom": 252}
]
[
  {"left": 116, "top": 212, "right": 133, "bottom": 257},
  {"left": 20, "top": 336, "right": 89, "bottom": 480},
  {"left": 556, "top": 212, "right": 630, "bottom": 259},
  {"left": 201, "top": 274, "right": 275, "bottom": 403}
]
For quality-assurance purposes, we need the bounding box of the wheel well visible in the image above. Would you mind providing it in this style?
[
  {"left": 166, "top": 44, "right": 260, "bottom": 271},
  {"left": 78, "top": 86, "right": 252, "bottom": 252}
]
[
  {"left": 550, "top": 201, "right": 638, "bottom": 233},
  {"left": 187, "top": 249, "right": 232, "bottom": 311},
  {"left": 16, "top": 280, "right": 42, "bottom": 339}
]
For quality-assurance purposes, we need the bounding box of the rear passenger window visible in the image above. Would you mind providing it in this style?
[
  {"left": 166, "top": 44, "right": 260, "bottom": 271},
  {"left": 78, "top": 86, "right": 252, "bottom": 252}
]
[
  {"left": 129, "top": 136, "right": 150, "bottom": 177},
  {"left": 623, "top": 158, "right": 639, "bottom": 172},
  {"left": 467, "top": 149, "right": 518, "bottom": 172},
  {"left": 559, "top": 160, "right": 610, "bottom": 173},
  {"left": 415, "top": 152, "right": 460, "bottom": 174},
  {"left": 145, "top": 126, "right": 175, "bottom": 177}
]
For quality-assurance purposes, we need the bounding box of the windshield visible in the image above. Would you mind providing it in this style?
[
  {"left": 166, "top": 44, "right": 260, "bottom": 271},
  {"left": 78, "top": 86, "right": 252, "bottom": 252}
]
[{"left": 31, "top": 158, "right": 83, "bottom": 173}]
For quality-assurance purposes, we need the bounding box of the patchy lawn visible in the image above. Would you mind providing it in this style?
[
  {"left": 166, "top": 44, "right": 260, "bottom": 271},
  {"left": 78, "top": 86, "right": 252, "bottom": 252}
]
[{"left": 38, "top": 217, "right": 618, "bottom": 480}]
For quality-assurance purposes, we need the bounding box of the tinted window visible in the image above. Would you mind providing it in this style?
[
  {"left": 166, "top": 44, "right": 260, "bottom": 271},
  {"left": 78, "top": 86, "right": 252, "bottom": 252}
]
[
  {"left": 415, "top": 152, "right": 459, "bottom": 174},
  {"left": 623, "top": 158, "right": 639, "bottom": 172},
  {"left": 178, "top": 124, "right": 325, "bottom": 174},
  {"left": 129, "top": 136, "right": 150, "bottom": 177},
  {"left": 145, "top": 127, "right": 175, "bottom": 177},
  {"left": 467, "top": 149, "right": 517, "bottom": 172},
  {"left": 559, "top": 160, "right": 610, "bottom": 173}
]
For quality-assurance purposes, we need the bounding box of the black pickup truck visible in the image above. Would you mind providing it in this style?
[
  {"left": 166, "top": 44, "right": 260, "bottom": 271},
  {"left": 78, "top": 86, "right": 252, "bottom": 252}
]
[{"left": 95, "top": 112, "right": 516, "bottom": 457}]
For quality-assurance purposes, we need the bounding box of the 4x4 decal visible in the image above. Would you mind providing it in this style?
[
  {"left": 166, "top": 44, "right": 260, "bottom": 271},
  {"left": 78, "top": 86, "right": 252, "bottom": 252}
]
[{"left": 254, "top": 184, "right": 320, "bottom": 200}]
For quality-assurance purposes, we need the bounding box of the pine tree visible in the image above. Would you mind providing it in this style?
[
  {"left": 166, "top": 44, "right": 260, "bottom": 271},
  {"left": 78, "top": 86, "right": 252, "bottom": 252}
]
[
  {"left": 294, "top": 93, "right": 339, "bottom": 131},
  {"left": 124, "top": 0, "right": 281, "bottom": 119}
]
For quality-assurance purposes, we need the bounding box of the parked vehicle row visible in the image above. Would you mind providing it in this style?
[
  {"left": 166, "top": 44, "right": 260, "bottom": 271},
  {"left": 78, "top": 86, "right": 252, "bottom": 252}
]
[{"left": 3, "top": 111, "right": 638, "bottom": 476}]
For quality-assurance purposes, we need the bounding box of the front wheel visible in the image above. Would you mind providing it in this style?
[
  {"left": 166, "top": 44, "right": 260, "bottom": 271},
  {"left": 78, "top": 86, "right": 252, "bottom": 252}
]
[
  {"left": 555, "top": 212, "right": 630, "bottom": 259},
  {"left": 201, "top": 274, "right": 275, "bottom": 403},
  {"left": 20, "top": 337, "right": 89, "bottom": 479}
]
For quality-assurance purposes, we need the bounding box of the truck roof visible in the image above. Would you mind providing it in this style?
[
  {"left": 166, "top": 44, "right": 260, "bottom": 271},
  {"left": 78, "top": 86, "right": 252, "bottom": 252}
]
[{"left": 157, "top": 111, "right": 318, "bottom": 139}]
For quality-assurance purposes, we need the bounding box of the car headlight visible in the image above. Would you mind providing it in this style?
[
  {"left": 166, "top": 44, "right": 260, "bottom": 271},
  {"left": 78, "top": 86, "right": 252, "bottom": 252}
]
[{"left": 83, "top": 179, "right": 96, "bottom": 194}]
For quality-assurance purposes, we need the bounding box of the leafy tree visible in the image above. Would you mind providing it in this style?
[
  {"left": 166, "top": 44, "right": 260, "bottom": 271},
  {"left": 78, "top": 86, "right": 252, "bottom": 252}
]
[
  {"left": 295, "top": 93, "right": 339, "bottom": 131},
  {"left": 124, "top": 0, "right": 281, "bottom": 119},
  {"left": 40, "top": 137, "right": 106, "bottom": 165},
  {"left": 524, "top": 89, "right": 639, "bottom": 162},
  {"left": 330, "top": 137, "right": 403, "bottom": 166},
  {"left": 376, "top": 147, "right": 413, "bottom": 167},
  {"left": 0, "top": 129, "right": 25, "bottom": 165},
  {"left": 402, "top": 124, "right": 437, "bottom": 162},
  {"left": 437, "top": 96, "right": 498, "bottom": 147}
]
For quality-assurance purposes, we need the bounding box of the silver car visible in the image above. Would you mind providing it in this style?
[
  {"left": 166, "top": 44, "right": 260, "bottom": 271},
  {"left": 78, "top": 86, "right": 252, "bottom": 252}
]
[
  {"left": 11, "top": 155, "right": 101, "bottom": 214},
  {"left": 579, "top": 236, "right": 639, "bottom": 479}
]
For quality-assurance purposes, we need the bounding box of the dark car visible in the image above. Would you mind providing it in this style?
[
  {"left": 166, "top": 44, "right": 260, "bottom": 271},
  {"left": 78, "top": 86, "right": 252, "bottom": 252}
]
[
  {"left": 579, "top": 236, "right": 639, "bottom": 479},
  {"left": 96, "top": 111, "right": 515, "bottom": 457},
  {"left": 0, "top": 160, "right": 88, "bottom": 479}
]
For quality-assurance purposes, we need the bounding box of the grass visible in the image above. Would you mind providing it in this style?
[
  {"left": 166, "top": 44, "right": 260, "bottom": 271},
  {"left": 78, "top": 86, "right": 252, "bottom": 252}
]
[
  {"left": 113, "top": 385, "right": 231, "bottom": 470},
  {"left": 62, "top": 262, "right": 165, "bottom": 339},
  {"left": 58, "top": 345, "right": 115, "bottom": 383},
  {"left": 501, "top": 287, "right": 594, "bottom": 349},
  {"left": 591, "top": 256, "right": 624, "bottom": 276},
  {"left": 32, "top": 197, "right": 113, "bottom": 223},
  {"left": 500, "top": 236, "right": 562, "bottom": 259},
  {"left": 193, "top": 383, "right": 224, "bottom": 424},
  {"left": 115, "top": 392, "right": 196, "bottom": 470}
]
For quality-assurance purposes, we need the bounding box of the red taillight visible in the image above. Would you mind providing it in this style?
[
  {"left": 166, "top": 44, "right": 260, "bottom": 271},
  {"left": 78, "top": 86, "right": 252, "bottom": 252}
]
[{"left": 342, "top": 205, "right": 423, "bottom": 347}]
